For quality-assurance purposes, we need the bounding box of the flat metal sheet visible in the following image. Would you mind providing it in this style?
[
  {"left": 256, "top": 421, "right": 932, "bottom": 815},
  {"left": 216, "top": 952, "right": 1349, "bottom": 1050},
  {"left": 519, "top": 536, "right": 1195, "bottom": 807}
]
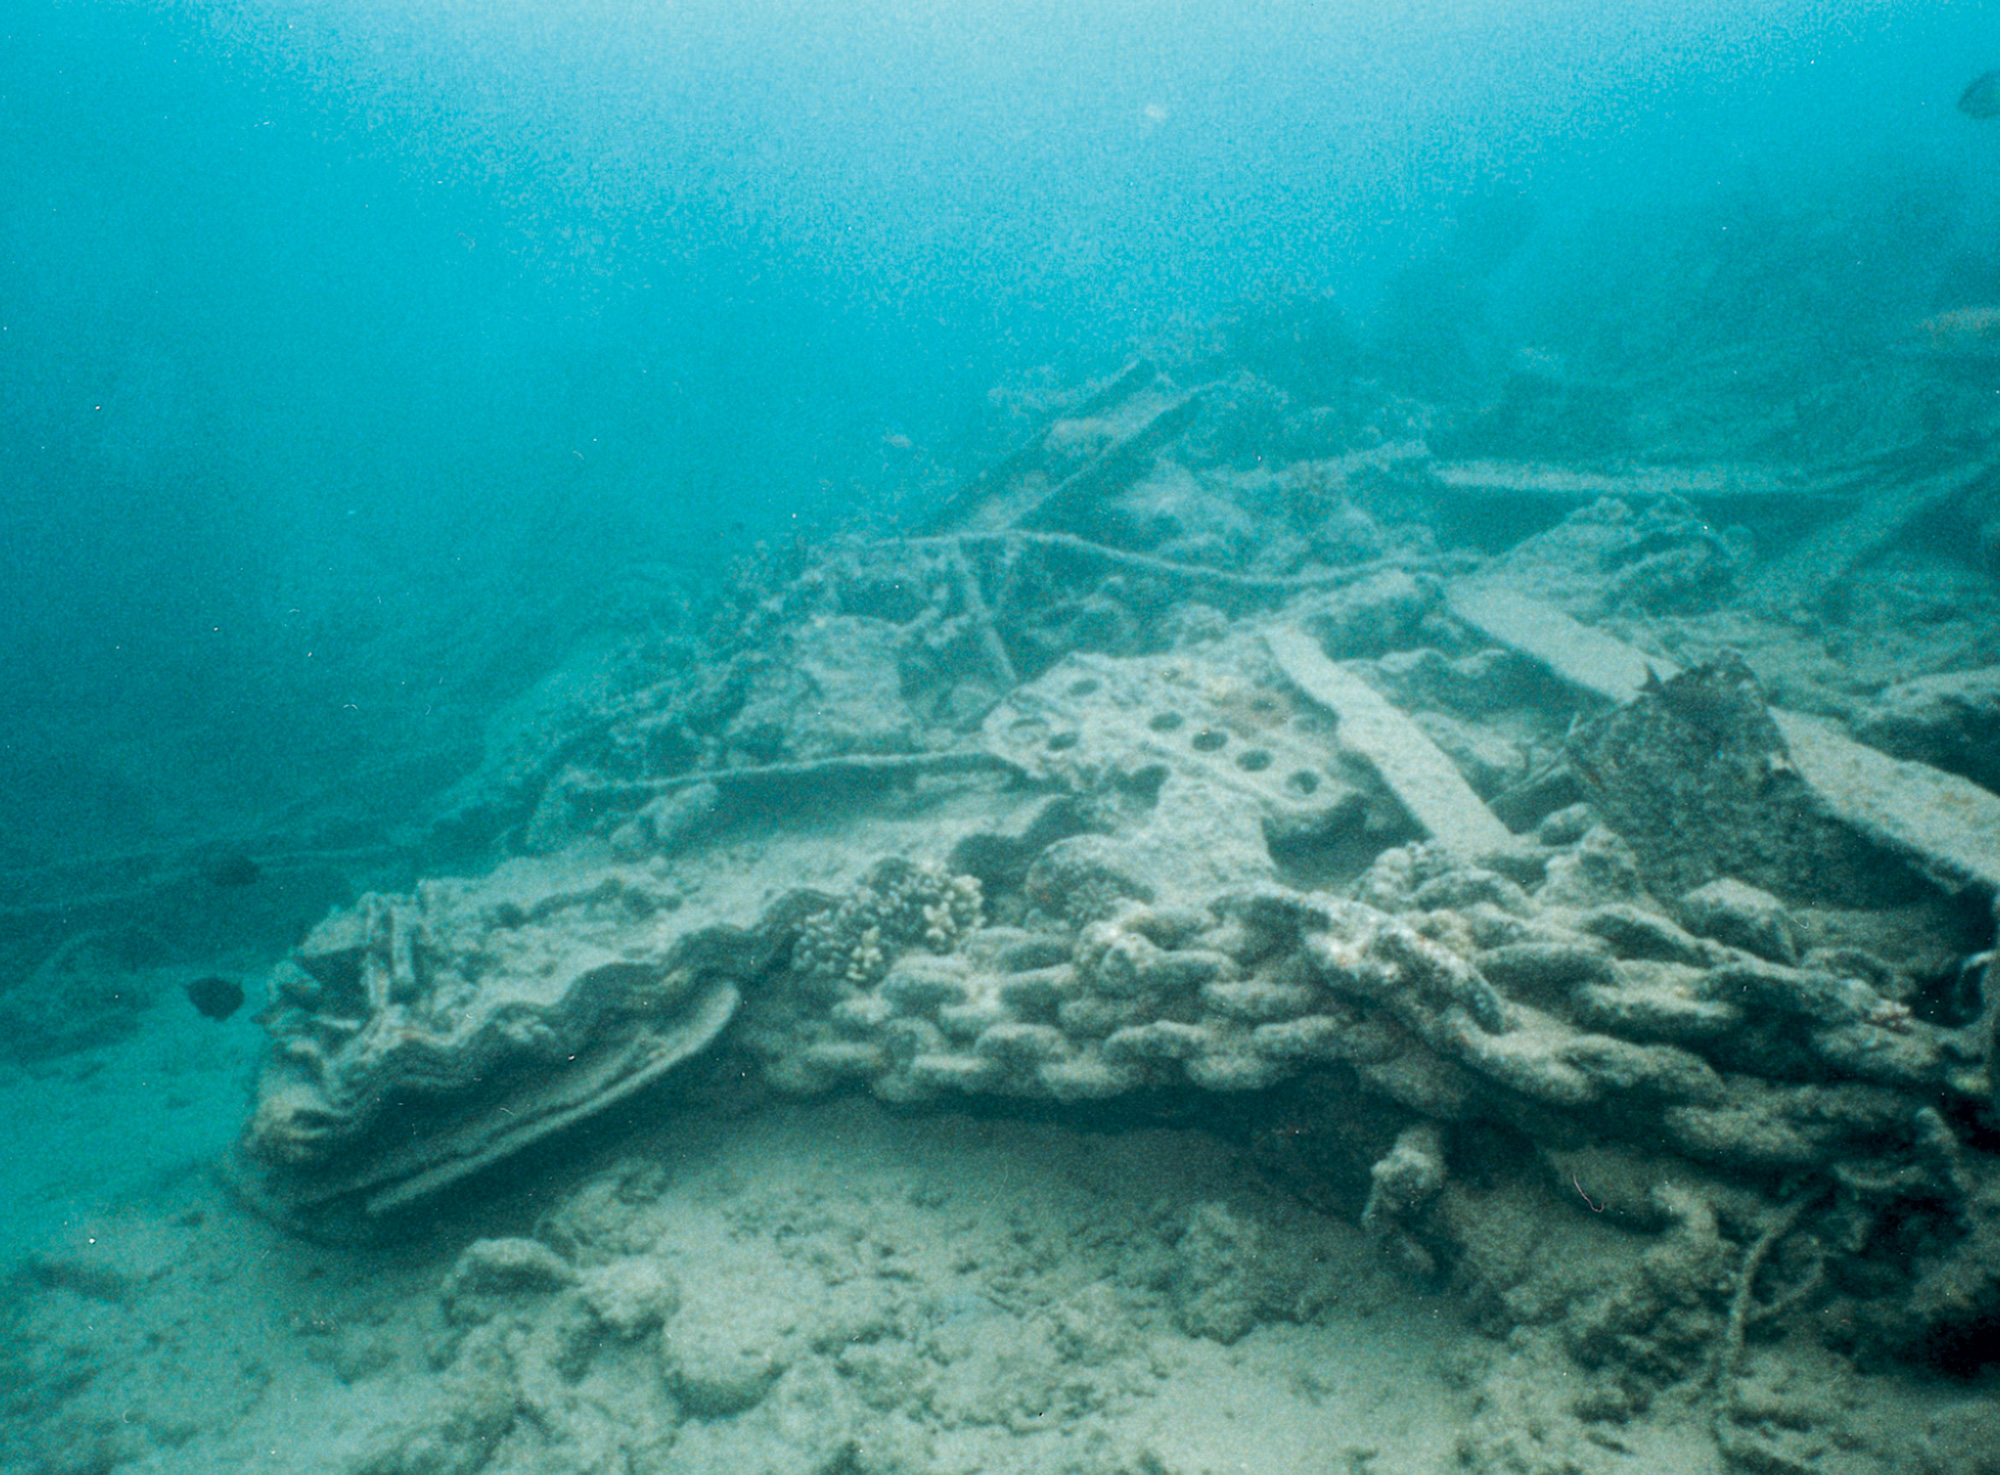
[
  {"left": 1445, "top": 581, "right": 1678, "bottom": 705},
  {"left": 1265, "top": 626, "right": 1516, "bottom": 857}
]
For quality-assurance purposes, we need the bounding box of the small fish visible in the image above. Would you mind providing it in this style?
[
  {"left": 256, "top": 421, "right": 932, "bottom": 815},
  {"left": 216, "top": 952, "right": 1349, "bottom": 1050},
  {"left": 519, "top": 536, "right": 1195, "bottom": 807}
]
[
  {"left": 184, "top": 975, "right": 246, "bottom": 1021},
  {"left": 199, "top": 853, "right": 262, "bottom": 888},
  {"left": 1961, "top": 70, "right": 2000, "bottom": 120}
]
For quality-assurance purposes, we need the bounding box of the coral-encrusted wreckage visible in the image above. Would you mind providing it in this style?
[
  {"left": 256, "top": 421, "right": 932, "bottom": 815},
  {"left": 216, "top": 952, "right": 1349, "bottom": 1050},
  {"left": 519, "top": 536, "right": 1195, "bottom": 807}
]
[{"left": 228, "top": 345, "right": 2000, "bottom": 1471}]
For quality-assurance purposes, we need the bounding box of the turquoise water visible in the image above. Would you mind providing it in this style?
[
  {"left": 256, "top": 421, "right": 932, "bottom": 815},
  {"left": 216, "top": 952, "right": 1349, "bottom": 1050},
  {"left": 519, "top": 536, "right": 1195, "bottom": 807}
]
[
  {"left": 4, "top": 4, "right": 2000, "bottom": 1471},
  {"left": 4, "top": 1, "right": 1994, "bottom": 850}
]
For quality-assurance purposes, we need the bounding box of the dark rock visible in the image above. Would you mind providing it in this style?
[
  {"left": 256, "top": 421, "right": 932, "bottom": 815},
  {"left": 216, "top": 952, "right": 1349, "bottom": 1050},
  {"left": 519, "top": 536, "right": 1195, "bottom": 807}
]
[
  {"left": 1567, "top": 655, "right": 1919, "bottom": 906},
  {"left": 183, "top": 975, "right": 245, "bottom": 1021},
  {"left": 199, "top": 853, "right": 261, "bottom": 888}
]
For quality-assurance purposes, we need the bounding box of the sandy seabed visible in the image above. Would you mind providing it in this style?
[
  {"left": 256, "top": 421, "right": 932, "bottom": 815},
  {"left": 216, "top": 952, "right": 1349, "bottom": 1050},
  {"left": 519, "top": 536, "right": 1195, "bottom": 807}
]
[
  {"left": 5, "top": 1074, "right": 1490, "bottom": 1475},
  {"left": 22, "top": 1060, "right": 1989, "bottom": 1475}
]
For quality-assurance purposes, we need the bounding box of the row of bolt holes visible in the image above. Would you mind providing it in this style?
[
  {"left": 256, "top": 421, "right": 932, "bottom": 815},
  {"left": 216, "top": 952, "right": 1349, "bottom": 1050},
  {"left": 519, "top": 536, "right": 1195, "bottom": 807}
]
[{"left": 1040, "top": 679, "right": 1320, "bottom": 794}]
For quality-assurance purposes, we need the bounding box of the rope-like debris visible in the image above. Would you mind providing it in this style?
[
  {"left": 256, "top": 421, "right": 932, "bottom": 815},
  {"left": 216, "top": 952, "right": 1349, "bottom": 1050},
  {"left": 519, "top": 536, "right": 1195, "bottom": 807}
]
[
  {"left": 0, "top": 843, "right": 410, "bottom": 925},
  {"left": 943, "top": 540, "right": 1018, "bottom": 689},
  {"left": 1711, "top": 1181, "right": 1834, "bottom": 1462},
  {"left": 895, "top": 531, "right": 1470, "bottom": 597},
  {"left": 573, "top": 748, "right": 1028, "bottom": 804}
]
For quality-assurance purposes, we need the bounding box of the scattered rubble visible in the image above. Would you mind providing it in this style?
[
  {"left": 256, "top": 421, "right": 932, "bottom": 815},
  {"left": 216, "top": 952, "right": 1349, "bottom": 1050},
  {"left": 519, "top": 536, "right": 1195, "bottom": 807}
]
[
  {"left": 13, "top": 332, "right": 2000, "bottom": 1473},
  {"left": 224, "top": 354, "right": 2000, "bottom": 1426}
]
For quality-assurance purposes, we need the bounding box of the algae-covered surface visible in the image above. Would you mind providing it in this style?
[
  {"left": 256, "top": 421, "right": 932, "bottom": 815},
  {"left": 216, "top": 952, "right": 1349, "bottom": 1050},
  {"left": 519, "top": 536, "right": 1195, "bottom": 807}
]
[
  {"left": 6, "top": 331, "right": 1999, "bottom": 1473},
  {"left": 8, "top": 8, "right": 2000, "bottom": 1472}
]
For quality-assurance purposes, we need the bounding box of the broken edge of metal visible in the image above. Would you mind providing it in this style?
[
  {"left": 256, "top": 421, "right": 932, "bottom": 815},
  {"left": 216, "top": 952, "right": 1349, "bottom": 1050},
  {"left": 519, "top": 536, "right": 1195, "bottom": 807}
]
[
  {"left": 1265, "top": 625, "right": 1517, "bottom": 860},
  {"left": 919, "top": 357, "right": 1162, "bottom": 535},
  {"left": 1445, "top": 580, "right": 1679, "bottom": 705},
  {"left": 1450, "top": 582, "right": 2000, "bottom": 899},
  {"left": 1771, "top": 709, "right": 2000, "bottom": 896}
]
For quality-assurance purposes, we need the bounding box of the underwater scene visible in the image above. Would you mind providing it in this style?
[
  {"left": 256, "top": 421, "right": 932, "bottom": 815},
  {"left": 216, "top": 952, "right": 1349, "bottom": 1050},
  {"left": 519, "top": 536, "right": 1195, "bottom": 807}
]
[{"left": 7, "top": 1, "right": 2000, "bottom": 1471}]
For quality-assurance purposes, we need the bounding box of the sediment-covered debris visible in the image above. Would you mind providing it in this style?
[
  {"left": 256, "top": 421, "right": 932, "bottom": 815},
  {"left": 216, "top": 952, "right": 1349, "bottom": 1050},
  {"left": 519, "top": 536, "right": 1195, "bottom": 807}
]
[
  {"left": 188, "top": 341, "right": 2000, "bottom": 1475},
  {"left": 1856, "top": 663, "right": 2000, "bottom": 794},
  {"left": 1565, "top": 653, "right": 1912, "bottom": 905},
  {"left": 231, "top": 870, "right": 753, "bottom": 1228}
]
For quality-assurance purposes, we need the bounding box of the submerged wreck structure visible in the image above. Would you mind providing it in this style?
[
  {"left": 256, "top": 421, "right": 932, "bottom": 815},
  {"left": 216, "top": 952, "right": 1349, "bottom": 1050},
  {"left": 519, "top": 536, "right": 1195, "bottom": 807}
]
[
  {"left": 12, "top": 320, "right": 2000, "bottom": 1475},
  {"left": 222, "top": 337, "right": 2000, "bottom": 1469}
]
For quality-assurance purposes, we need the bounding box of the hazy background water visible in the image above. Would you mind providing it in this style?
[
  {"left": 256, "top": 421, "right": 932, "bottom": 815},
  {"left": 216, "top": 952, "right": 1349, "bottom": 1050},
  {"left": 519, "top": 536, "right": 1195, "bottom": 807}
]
[{"left": 4, "top": 0, "right": 1997, "bottom": 866}]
